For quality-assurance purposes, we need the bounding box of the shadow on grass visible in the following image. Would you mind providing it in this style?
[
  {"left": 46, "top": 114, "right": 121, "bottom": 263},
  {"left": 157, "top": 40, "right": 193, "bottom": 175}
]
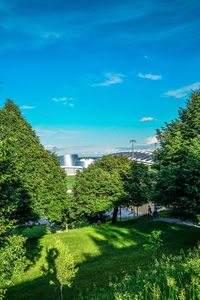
[
  {"left": 25, "top": 238, "right": 43, "bottom": 270},
  {"left": 41, "top": 246, "right": 59, "bottom": 285},
  {"left": 5, "top": 221, "right": 200, "bottom": 300},
  {"left": 24, "top": 225, "right": 56, "bottom": 270}
]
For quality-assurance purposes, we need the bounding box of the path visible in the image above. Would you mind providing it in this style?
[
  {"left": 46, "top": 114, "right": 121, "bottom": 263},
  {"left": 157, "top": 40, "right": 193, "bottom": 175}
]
[{"left": 153, "top": 217, "right": 200, "bottom": 228}]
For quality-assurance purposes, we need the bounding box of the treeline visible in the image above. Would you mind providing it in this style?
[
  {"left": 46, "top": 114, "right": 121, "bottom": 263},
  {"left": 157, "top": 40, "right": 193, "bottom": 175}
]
[{"left": 3, "top": 90, "right": 200, "bottom": 230}]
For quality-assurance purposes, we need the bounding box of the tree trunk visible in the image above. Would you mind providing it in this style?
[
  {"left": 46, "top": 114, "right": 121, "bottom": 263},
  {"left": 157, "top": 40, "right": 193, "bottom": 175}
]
[
  {"left": 65, "top": 224, "right": 69, "bottom": 232},
  {"left": 112, "top": 207, "right": 119, "bottom": 223},
  {"left": 60, "top": 284, "right": 63, "bottom": 300}
]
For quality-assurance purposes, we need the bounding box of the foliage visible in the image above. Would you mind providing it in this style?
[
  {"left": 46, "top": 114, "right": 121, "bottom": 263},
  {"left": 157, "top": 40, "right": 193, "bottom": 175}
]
[
  {"left": 80, "top": 244, "right": 200, "bottom": 300},
  {"left": 0, "top": 99, "right": 69, "bottom": 223},
  {"left": 0, "top": 138, "right": 31, "bottom": 227},
  {"left": 42, "top": 237, "right": 78, "bottom": 300},
  {"left": 143, "top": 230, "right": 163, "bottom": 262},
  {"left": 0, "top": 138, "right": 27, "bottom": 299},
  {"left": 0, "top": 235, "right": 27, "bottom": 295},
  {"left": 125, "top": 161, "right": 153, "bottom": 207},
  {"left": 73, "top": 155, "right": 151, "bottom": 223},
  {"left": 54, "top": 239, "right": 78, "bottom": 300},
  {"left": 154, "top": 90, "right": 200, "bottom": 217}
]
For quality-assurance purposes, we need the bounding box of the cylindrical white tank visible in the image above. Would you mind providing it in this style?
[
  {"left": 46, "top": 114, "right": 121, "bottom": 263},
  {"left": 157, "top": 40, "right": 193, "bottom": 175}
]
[
  {"left": 79, "top": 158, "right": 95, "bottom": 168},
  {"left": 60, "top": 154, "right": 78, "bottom": 166}
]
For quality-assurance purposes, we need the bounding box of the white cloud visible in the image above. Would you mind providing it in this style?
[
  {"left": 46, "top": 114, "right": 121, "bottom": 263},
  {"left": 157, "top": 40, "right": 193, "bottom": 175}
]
[
  {"left": 140, "top": 117, "right": 154, "bottom": 122},
  {"left": 92, "top": 72, "right": 124, "bottom": 87},
  {"left": 52, "top": 97, "right": 74, "bottom": 105},
  {"left": 138, "top": 73, "right": 162, "bottom": 80},
  {"left": 20, "top": 105, "right": 36, "bottom": 109},
  {"left": 52, "top": 97, "right": 67, "bottom": 102},
  {"left": 145, "top": 136, "right": 158, "bottom": 145},
  {"left": 165, "top": 82, "right": 200, "bottom": 99}
]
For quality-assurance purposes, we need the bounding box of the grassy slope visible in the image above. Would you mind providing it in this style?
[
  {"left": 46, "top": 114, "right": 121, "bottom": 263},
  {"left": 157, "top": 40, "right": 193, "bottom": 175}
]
[{"left": 6, "top": 221, "right": 200, "bottom": 300}]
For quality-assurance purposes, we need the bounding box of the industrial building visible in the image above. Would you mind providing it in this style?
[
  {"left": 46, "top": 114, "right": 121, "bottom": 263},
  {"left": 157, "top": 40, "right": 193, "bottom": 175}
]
[
  {"left": 59, "top": 150, "right": 154, "bottom": 175},
  {"left": 110, "top": 149, "right": 154, "bottom": 165},
  {"left": 59, "top": 154, "right": 97, "bottom": 175}
]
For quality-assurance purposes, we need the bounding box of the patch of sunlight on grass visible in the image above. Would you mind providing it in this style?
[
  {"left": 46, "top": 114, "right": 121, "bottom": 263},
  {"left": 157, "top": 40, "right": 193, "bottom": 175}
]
[
  {"left": 170, "top": 225, "right": 183, "bottom": 231},
  {"left": 112, "top": 240, "right": 138, "bottom": 248}
]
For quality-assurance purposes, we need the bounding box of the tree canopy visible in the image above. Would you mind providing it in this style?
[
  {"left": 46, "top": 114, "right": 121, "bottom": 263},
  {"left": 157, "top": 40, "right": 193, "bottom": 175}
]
[
  {"left": 72, "top": 155, "right": 151, "bottom": 223},
  {"left": 154, "top": 90, "right": 200, "bottom": 217},
  {"left": 0, "top": 99, "right": 68, "bottom": 223},
  {"left": 0, "top": 138, "right": 27, "bottom": 298}
]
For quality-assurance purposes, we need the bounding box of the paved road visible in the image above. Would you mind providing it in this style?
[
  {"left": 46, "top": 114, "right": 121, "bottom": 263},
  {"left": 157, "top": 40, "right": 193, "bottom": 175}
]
[{"left": 153, "top": 217, "right": 200, "bottom": 228}]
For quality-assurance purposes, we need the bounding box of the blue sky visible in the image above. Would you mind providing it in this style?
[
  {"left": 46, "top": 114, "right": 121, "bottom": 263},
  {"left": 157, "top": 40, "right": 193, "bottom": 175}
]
[{"left": 1, "top": 0, "right": 200, "bottom": 155}]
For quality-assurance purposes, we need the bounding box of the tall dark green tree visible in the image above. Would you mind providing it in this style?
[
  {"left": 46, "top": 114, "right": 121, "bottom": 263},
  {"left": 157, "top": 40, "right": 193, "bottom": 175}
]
[
  {"left": 154, "top": 90, "right": 200, "bottom": 217},
  {"left": 0, "top": 138, "right": 27, "bottom": 298},
  {"left": 0, "top": 99, "right": 68, "bottom": 223}
]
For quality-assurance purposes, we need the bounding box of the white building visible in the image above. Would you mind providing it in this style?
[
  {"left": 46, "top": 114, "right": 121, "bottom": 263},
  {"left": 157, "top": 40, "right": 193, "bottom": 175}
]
[{"left": 59, "top": 154, "right": 97, "bottom": 175}]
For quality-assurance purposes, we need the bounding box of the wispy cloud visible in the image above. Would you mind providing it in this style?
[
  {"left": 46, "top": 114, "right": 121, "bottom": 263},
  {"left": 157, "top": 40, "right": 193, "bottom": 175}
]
[
  {"left": 39, "top": 31, "right": 61, "bottom": 39},
  {"left": 35, "top": 129, "right": 58, "bottom": 136},
  {"left": 35, "top": 128, "right": 79, "bottom": 137},
  {"left": 165, "top": 82, "right": 200, "bottom": 99},
  {"left": 1, "top": 0, "right": 200, "bottom": 52},
  {"left": 92, "top": 73, "right": 124, "bottom": 87},
  {"left": 52, "top": 97, "right": 74, "bottom": 106},
  {"left": 138, "top": 73, "right": 162, "bottom": 80},
  {"left": 144, "top": 55, "right": 149, "bottom": 60},
  {"left": 140, "top": 117, "right": 155, "bottom": 122},
  {"left": 145, "top": 136, "right": 158, "bottom": 145},
  {"left": 20, "top": 105, "right": 36, "bottom": 109}
]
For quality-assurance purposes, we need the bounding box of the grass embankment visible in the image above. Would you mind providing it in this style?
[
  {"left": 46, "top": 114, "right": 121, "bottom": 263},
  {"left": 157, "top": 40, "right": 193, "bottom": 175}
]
[{"left": 6, "top": 221, "right": 200, "bottom": 300}]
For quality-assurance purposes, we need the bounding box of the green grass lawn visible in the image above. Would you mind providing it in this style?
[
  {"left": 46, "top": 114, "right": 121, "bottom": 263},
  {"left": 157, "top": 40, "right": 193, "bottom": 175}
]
[
  {"left": 6, "top": 220, "right": 200, "bottom": 300},
  {"left": 66, "top": 175, "right": 76, "bottom": 190}
]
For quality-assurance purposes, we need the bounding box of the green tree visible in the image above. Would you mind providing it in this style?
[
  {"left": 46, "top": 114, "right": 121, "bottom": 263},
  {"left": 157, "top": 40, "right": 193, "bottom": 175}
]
[
  {"left": 73, "top": 165, "right": 122, "bottom": 223},
  {"left": 73, "top": 155, "right": 151, "bottom": 223},
  {"left": 125, "top": 161, "right": 152, "bottom": 211},
  {"left": 154, "top": 90, "right": 200, "bottom": 217},
  {"left": 0, "top": 138, "right": 27, "bottom": 298},
  {"left": 54, "top": 239, "right": 78, "bottom": 300},
  {"left": 0, "top": 99, "right": 68, "bottom": 223},
  {"left": 43, "top": 238, "right": 78, "bottom": 300}
]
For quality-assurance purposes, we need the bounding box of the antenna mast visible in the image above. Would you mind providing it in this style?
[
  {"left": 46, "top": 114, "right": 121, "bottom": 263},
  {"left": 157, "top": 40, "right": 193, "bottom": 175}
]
[{"left": 129, "top": 139, "right": 136, "bottom": 159}]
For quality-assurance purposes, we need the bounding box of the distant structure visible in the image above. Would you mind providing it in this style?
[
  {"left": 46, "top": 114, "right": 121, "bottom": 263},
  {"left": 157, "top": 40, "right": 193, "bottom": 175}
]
[
  {"left": 60, "top": 149, "right": 154, "bottom": 175},
  {"left": 59, "top": 154, "right": 98, "bottom": 175},
  {"left": 110, "top": 149, "right": 154, "bottom": 165}
]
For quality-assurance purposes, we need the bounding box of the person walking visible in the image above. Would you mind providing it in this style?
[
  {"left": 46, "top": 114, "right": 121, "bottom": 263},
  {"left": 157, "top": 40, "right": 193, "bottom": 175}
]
[
  {"left": 154, "top": 203, "right": 158, "bottom": 218},
  {"left": 148, "top": 205, "right": 153, "bottom": 220}
]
